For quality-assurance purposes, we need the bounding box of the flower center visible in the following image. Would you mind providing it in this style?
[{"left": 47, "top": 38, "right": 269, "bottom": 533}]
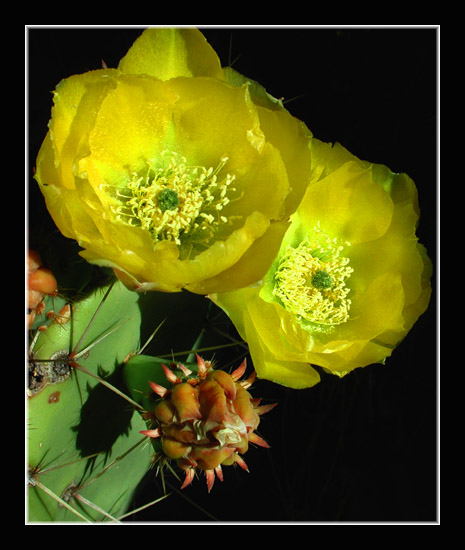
[
  {"left": 103, "top": 151, "right": 236, "bottom": 248},
  {"left": 273, "top": 225, "right": 353, "bottom": 327}
]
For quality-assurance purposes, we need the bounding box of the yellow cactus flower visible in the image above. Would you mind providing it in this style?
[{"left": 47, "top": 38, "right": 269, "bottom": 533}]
[
  {"left": 34, "top": 28, "right": 312, "bottom": 293},
  {"left": 211, "top": 140, "right": 432, "bottom": 389}
]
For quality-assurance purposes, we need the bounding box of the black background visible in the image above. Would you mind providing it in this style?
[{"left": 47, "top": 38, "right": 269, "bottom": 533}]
[{"left": 27, "top": 26, "right": 438, "bottom": 523}]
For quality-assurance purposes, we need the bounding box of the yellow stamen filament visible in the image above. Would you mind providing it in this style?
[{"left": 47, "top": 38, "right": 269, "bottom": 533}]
[
  {"left": 273, "top": 225, "right": 353, "bottom": 327},
  {"left": 102, "top": 151, "right": 236, "bottom": 246}
]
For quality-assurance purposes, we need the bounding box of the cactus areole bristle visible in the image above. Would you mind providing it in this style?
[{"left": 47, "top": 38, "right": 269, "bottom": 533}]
[{"left": 141, "top": 355, "right": 277, "bottom": 492}]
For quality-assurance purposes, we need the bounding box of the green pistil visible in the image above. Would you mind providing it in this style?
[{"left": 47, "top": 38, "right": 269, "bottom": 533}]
[
  {"left": 157, "top": 188, "right": 180, "bottom": 212},
  {"left": 311, "top": 270, "right": 332, "bottom": 290}
]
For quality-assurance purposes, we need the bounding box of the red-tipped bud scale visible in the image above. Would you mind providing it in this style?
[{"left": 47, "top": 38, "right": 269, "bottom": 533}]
[{"left": 140, "top": 356, "right": 276, "bottom": 492}]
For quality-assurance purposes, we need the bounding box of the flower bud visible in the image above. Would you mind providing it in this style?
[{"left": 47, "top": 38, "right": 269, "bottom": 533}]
[
  {"left": 141, "top": 356, "right": 276, "bottom": 492},
  {"left": 27, "top": 250, "right": 58, "bottom": 329}
]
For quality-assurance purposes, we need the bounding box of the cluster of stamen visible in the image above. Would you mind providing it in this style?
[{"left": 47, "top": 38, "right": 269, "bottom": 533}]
[
  {"left": 273, "top": 224, "right": 353, "bottom": 327},
  {"left": 102, "top": 151, "right": 235, "bottom": 247}
]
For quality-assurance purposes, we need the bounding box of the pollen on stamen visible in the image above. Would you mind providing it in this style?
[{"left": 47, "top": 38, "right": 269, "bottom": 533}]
[
  {"left": 273, "top": 226, "right": 353, "bottom": 327},
  {"left": 102, "top": 151, "right": 236, "bottom": 250}
]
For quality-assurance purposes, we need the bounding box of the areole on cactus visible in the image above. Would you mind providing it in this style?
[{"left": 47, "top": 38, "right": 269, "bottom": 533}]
[{"left": 139, "top": 354, "right": 276, "bottom": 492}]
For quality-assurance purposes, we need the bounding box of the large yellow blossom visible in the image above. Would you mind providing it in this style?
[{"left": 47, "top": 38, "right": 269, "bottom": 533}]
[
  {"left": 34, "top": 28, "right": 312, "bottom": 293},
  {"left": 211, "top": 140, "right": 432, "bottom": 389}
]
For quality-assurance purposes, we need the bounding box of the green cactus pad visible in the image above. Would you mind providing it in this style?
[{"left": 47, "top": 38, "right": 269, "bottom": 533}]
[{"left": 27, "top": 281, "right": 153, "bottom": 522}]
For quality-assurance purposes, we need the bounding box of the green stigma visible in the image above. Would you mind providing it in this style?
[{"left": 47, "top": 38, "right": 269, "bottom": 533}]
[
  {"left": 157, "top": 188, "right": 180, "bottom": 212},
  {"left": 311, "top": 270, "right": 332, "bottom": 290}
]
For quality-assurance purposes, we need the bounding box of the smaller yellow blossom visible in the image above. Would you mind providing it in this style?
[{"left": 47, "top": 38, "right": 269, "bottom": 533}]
[{"left": 211, "top": 140, "right": 432, "bottom": 389}]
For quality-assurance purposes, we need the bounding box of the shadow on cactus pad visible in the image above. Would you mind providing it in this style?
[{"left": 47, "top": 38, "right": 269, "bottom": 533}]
[{"left": 73, "top": 364, "right": 135, "bottom": 467}]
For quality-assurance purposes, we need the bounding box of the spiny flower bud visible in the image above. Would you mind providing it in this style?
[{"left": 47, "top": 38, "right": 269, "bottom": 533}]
[{"left": 141, "top": 355, "right": 276, "bottom": 492}]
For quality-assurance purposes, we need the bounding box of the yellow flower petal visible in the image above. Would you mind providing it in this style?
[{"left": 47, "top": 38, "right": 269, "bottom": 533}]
[
  {"left": 193, "top": 220, "right": 290, "bottom": 294},
  {"left": 244, "top": 310, "right": 321, "bottom": 389},
  {"left": 298, "top": 161, "right": 394, "bottom": 245},
  {"left": 257, "top": 105, "right": 313, "bottom": 216},
  {"left": 167, "top": 76, "right": 265, "bottom": 166},
  {"left": 52, "top": 70, "right": 119, "bottom": 191},
  {"left": 35, "top": 133, "right": 101, "bottom": 243},
  {"left": 49, "top": 69, "right": 118, "bottom": 168},
  {"left": 80, "top": 75, "right": 178, "bottom": 177},
  {"left": 118, "top": 27, "right": 223, "bottom": 80}
]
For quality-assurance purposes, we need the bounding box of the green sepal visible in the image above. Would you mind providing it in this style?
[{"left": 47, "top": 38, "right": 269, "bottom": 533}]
[
  {"left": 223, "top": 66, "right": 285, "bottom": 111},
  {"left": 122, "top": 354, "right": 199, "bottom": 456},
  {"left": 123, "top": 354, "right": 198, "bottom": 411}
]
